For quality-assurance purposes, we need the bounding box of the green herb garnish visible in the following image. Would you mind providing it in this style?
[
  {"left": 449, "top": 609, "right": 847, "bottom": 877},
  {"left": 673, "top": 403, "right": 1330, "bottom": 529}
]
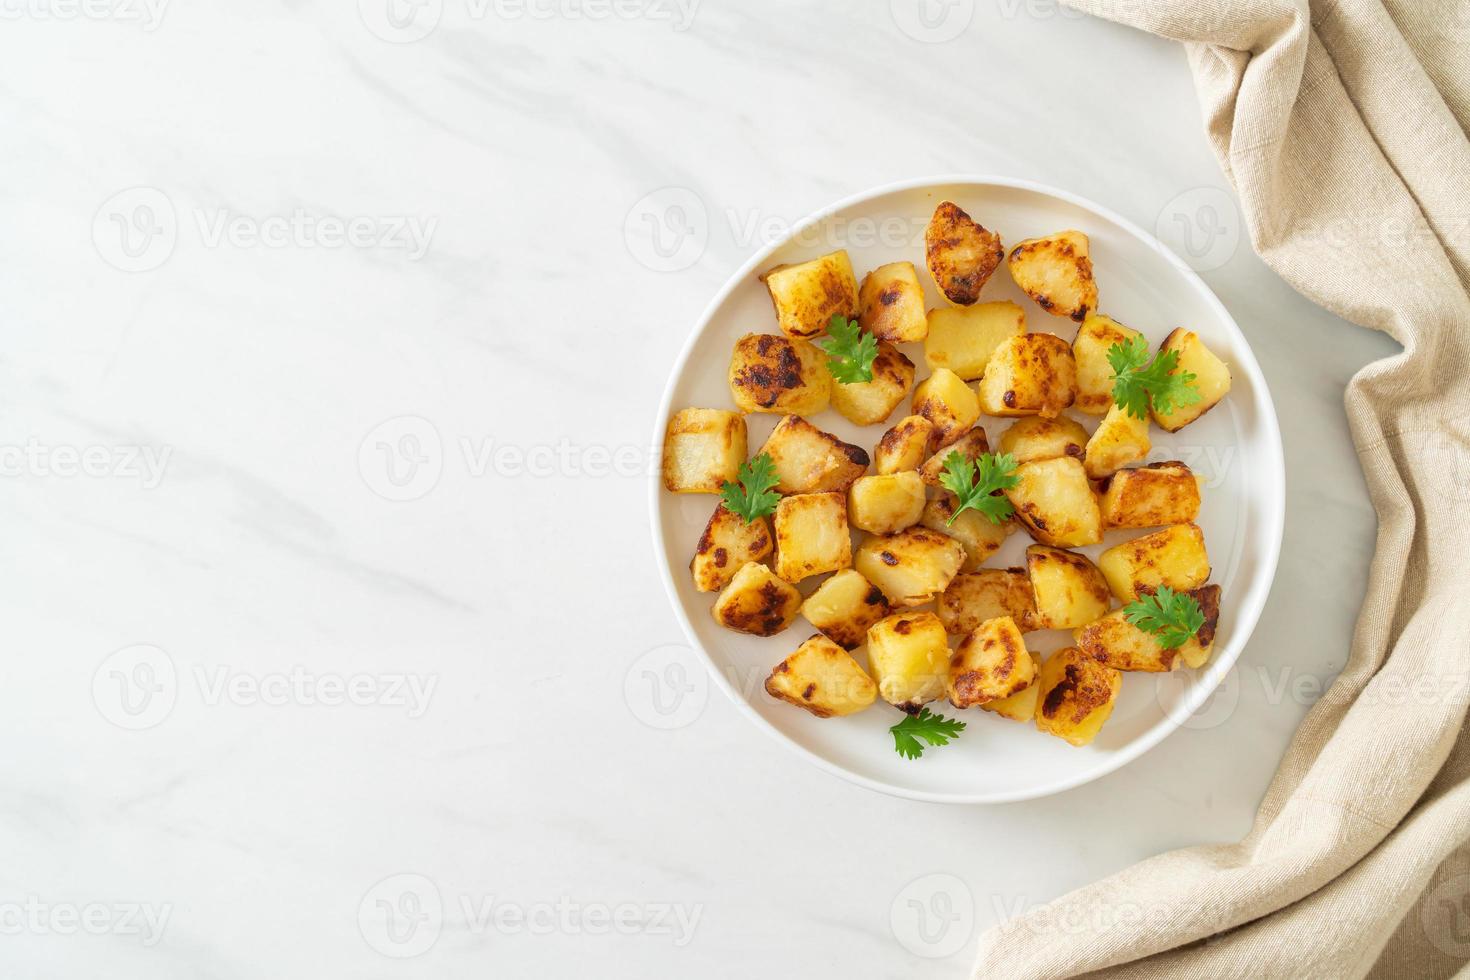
[
  {"left": 936, "top": 451, "right": 1019, "bottom": 525},
  {"left": 815, "top": 314, "right": 879, "bottom": 384},
  {"left": 1123, "top": 585, "right": 1205, "bottom": 649},
  {"left": 1107, "top": 335, "right": 1203, "bottom": 419},
  {"left": 890, "top": 708, "right": 966, "bottom": 760},
  {"left": 719, "top": 452, "right": 781, "bottom": 523}
]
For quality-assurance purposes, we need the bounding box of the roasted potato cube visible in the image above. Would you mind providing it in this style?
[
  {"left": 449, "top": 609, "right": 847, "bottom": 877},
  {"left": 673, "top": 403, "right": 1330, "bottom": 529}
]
[
  {"left": 1076, "top": 585, "right": 1220, "bottom": 672},
  {"left": 996, "top": 415, "right": 1089, "bottom": 464},
  {"left": 1034, "top": 646, "right": 1121, "bottom": 746},
  {"left": 762, "top": 250, "right": 859, "bottom": 341},
  {"left": 947, "top": 615, "right": 1036, "bottom": 708},
  {"left": 1026, "top": 545, "right": 1111, "bottom": 630},
  {"left": 866, "top": 611, "right": 948, "bottom": 710},
  {"left": 854, "top": 527, "right": 966, "bottom": 607},
  {"left": 765, "top": 634, "right": 877, "bottom": 717},
  {"left": 728, "top": 334, "right": 831, "bottom": 415},
  {"left": 758, "top": 415, "right": 868, "bottom": 494},
  {"left": 858, "top": 261, "right": 928, "bottom": 343},
  {"left": 1073, "top": 313, "right": 1141, "bottom": 414},
  {"left": 712, "top": 562, "right": 801, "bottom": 636},
  {"left": 1083, "top": 404, "right": 1151, "bottom": 479},
  {"left": 691, "top": 505, "right": 772, "bottom": 592},
  {"left": 919, "top": 493, "right": 1012, "bottom": 571},
  {"left": 830, "top": 341, "right": 915, "bottom": 426},
  {"left": 1151, "top": 328, "right": 1232, "bottom": 431},
  {"left": 662, "top": 408, "right": 747, "bottom": 493},
  {"left": 917, "top": 426, "right": 989, "bottom": 487},
  {"left": 773, "top": 492, "right": 852, "bottom": 583},
  {"left": 1005, "top": 456, "right": 1102, "bottom": 547},
  {"left": 1176, "top": 584, "right": 1222, "bottom": 669},
  {"left": 1098, "top": 523, "right": 1210, "bottom": 602},
  {"left": 976, "top": 333, "right": 1078, "bottom": 418},
  {"left": 1100, "top": 461, "right": 1201, "bottom": 529},
  {"left": 980, "top": 651, "right": 1043, "bottom": 721},
  {"left": 800, "top": 569, "right": 891, "bottom": 650},
  {"left": 925, "top": 201, "right": 1004, "bottom": 305},
  {"left": 937, "top": 568, "right": 1038, "bottom": 635},
  {"left": 1007, "top": 230, "right": 1097, "bottom": 322},
  {"left": 924, "top": 301, "right": 1026, "bottom": 380},
  {"left": 848, "top": 472, "right": 926, "bottom": 535},
  {"left": 874, "top": 416, "right": 936, "bottom": 474},
  {"left": 912, "top": 368, "right": 980, "bottom": 447}
]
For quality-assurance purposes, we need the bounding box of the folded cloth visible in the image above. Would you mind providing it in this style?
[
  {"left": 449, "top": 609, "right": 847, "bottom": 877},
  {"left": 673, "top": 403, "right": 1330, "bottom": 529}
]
[{"left": 974, "top": 0, "right": 1470, "bottom": 976}]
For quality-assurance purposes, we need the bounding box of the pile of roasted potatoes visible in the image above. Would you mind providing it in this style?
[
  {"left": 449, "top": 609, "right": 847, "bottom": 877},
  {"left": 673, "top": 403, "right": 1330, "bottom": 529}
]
[{"left": 662, "top": 200, "right": 1233, "bottom": 749}]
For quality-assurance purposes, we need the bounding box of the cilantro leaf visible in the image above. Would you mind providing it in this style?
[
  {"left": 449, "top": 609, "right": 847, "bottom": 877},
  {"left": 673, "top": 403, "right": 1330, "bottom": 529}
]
[
  {"left": 815, "top": 314, "right": 879, "bottom": 384},
  {"left": 936, "top": 450, "right": 1019, "bottom": 525},
  {"left": 1123, "top": 585, "right": 1206, "bottom": 649},
  {"left": 719, "top": 453, "right": 780, "bottom": 524},
  {"left": 1108, "top": 336, "right": 1203, "bottom": 419},
  {"left": 890, "top": 708, "right": 966, "bottom": 760}
]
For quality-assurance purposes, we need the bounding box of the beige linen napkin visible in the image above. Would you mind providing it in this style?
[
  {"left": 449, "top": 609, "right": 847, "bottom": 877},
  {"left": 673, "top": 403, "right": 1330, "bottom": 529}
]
[{"left": 973, "top": 0, "right": 1470, "bottom": 976}]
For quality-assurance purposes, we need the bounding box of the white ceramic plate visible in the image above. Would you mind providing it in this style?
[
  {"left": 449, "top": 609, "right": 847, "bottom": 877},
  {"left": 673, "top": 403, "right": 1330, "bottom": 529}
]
[{"left": 650, "top": 176, "right": 1284, "bottom": 803}]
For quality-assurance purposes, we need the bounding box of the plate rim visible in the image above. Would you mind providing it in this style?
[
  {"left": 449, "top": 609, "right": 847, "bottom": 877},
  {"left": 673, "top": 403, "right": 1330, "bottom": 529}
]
[{"left": 647, "top": 173, "right": 1285, "bottom": 804}]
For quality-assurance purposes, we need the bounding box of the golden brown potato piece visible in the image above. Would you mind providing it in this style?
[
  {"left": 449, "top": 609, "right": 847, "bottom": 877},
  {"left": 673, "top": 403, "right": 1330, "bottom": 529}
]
[
  {"left": 712, "top": 562, "right": 801, "bottom": 636},
  {"left": 848, "top": 472, "right": 927, "bottom": 535},
  {"left": 1100, "top": 461, "right": 1201, "bottom": 529},
  {"left": 924, "top": 301, "right": 1026, "bottom": 380},
  {"left": 858, "top": 261, "right": 928, "bottom": 343},
  {"left": 874, "top": 415, "right": 936, "bottom": 474},
  {"left": 728, "top": 334, "right": 831, "bottom": 415},
  {"left": 758, "top": 415, "right": 868, "bottom": 494},
  {"left": 867, "top": 611, "right": 949, "bottom": 711},
  {"left": 854, "top": 527, "right": 967, "bottom": 607},
  {"left": 1151, "top": 329, "right": 1233, "bottom": 431},
  {"left": 1083, "top": 404, "right": 1151, "bottom": 479},
  {"left": 981, "top": 651, "right": 1043, "bottom": 721},
  {"left": 773, "top": 492, "right": 851, "bottom": 583},
  {"left": 919, "top": 493, "right": 1013, "bottom": 571},
  {"left": 1034, "top": 647, "right": 1121, "bottom": 746},
  {"left": 1026, "top": 545, "right": 1111, "bottom": 630},
  {"left": 925, "top": 201, "right": 1004, "bottom": 305},
  {"left": 976, "top": 333, "right": 1079, "bottom": 418},
  {"left": 917, "top": 426, "right": 990, "bottom": 487},
  {"left": 1004, "top": 456, "right": 1102, "bottom": 547},
  {"left": 762, "top": 250, "right": 859, "bottom": 341},
  {"left": 912, "top": 368, "right": 980, "bottom": 448},
  {"left": 1076, "top": 584, "right": 1220, "bottom": 672},
  {"left": 829, "top": 341, "right": 915, "bottom": 426},
  {"left": 947, "top": 616, "right": 1036, "bottom": 708},
  {"left": 1073, "top": 313, "right": 1141, "bottom": 414},
  {"left": 800, "top": 569, "right": 891, "bottom": 650},
  {"left": 691, "top": 505, "right": 772, "bottom": 592},
  {"left": 765, "top": 634, "right": 877, "bottom": 717},
  {"left": 662, "top": 408, "right": 747, "bottom": 494},
  {"left": 1097, "top": 523, "right": 1210, "bottom": 602},
  {"left": 938, "top": 568, "right": 1038, "bottom": 635},
  {"left": 996, "top": 415, "right": 1089, "bottom": 465},
  {"left": 1007, "top": 230, "right": 1098, "bottom": 322}
]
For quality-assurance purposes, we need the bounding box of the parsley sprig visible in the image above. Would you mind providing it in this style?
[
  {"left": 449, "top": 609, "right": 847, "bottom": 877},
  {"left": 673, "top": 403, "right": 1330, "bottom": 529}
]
[
  {"left": 815, "top": 314, "right": 879, "bottom": 384},
  {"left": 936, "top": 451, "right": 1019, "bottom": 525},
  {"left": 1123, "top": 586, "right": 1205, "bottom": 649},
  {"left": 890, "top": 708, "right": 966, "bottom": 760},
  {"left": 1107, "top": 336, "right": 1203, "bottom": 419},
  {"left": 719, "top": 453, "right": 780, "bottom": 524}
]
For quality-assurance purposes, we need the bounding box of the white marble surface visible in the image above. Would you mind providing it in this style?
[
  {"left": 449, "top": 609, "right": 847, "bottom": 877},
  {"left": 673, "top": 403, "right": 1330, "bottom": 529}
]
[{"left": 0, "top": 2, "right": 1399, "bottom": 976}]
